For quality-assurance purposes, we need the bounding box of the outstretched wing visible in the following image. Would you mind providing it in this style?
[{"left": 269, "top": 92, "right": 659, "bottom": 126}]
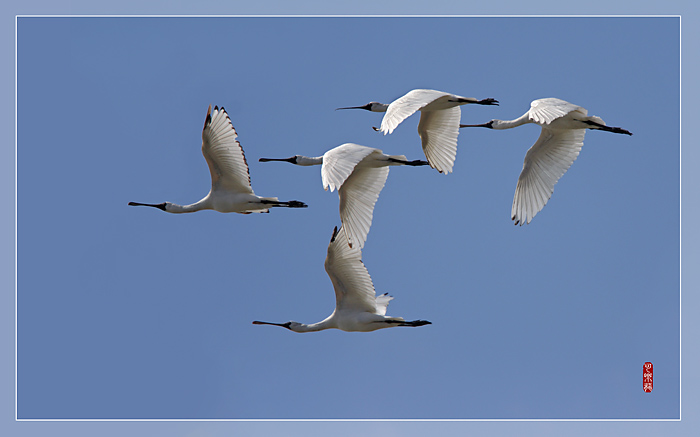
[
  {"left": 321, "top": 143, "right": 376, "bottom": 192},
  {"left": 379, "top": 89, "right": 450, "bottom": 135},
  {"left": 201, "top": 105, "right": 254, "bottom": 195},
  {"left": 324, "top": 226, "right": 380, "bottom": 314},
  {"left": 338, "top": 161, "right": 390, "bottom": 249},
  {"left": 511, "top": 128, "right": 586, "bottom": 225},
  {"left": 528, "top": 98, "right": 586, "bottom": 125},
  {"left": 417, "top": 105, "right": 461, "bottom": 174}
]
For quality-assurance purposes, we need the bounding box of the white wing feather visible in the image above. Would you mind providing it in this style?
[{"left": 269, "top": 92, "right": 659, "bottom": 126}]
[
  {"left": 338, "top": 163, "right": 390, "bottom": 249},
  {"left": 417, "top": 105, "right": 461, "bottom": 174},
  {"left": 512, "top": 128, "right": 586, "bottom": 225},
  {"left": 324, "top": 227, "right": 380, "bottom": 314},
  {"left": 379, "top": 89, "right": 450, "bottom": 134},
  {"left": 201, "top": 106, "right": 254, "bottom": 195},
  {"left": 321, "top": 144, "right": 376, "bottom": 192},
  {"left": 528, "top": 98, "right": 587, "bottom": 125}
]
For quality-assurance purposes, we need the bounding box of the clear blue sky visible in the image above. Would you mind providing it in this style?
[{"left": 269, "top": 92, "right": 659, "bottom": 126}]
[{"left": 5, "top": 2, "right": 698, "bottom": 437}]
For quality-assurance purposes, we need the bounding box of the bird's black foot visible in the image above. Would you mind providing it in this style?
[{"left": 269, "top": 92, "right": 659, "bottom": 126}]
[
  {"left": 477, "top": 98, "right": 499, "bottom": 106},
  {"left": 607, "top": 126, "right": 633, "bottom": 135},
  {"left": 286, "top": 200, "right": 308, "bottom": 208},
  {"left": 398, "top": 320, "right": 432, "bottom": 327}
]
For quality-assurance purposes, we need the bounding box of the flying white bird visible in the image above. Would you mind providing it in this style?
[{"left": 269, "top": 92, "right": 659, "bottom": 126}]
[
  {"left": 337, "top": 89, "right": 498, "bottom": 174},
  {"left": 460, "top": 97, "right": 632, "bottom": 225},
  {"left": 129, "top": 105, "right": 307, "bottom": 214},
  {"left": 252, "top": 226, "right": 431, "bottom": 333},
  {"left": 259, "top": 143, "right": 428, "bottom": 249}
]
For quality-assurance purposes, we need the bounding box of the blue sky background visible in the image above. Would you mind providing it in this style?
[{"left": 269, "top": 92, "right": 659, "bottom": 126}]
[{"left": 4, "top": 1, "right": 698, "bottom": 436}]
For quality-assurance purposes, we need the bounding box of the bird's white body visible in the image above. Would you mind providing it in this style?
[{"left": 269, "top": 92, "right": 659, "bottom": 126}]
[
  {"left": 260, "top": 143, "right": 427, "bottom": 249},
  {"left": 461, "top": 98, "right": 632, "bottom": 225},
  {"left": 129, "top": 105, "right": 306, "bottom": 214},
  {"left": 173, "top": 191, "right": 276, "bottom": 214},
  {"left": 253, "top": 226, "right": 430, "bottom": 333},
  {"left": 339, "top": 89, "right": 498, "bottom": 174}
]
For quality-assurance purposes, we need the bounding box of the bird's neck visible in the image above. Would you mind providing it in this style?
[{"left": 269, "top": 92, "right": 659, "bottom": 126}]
[
  {"left": 295, "top": 156, "right": 324, "bottom": 166},
  {"left": 371, "top": 103, "right": 390, "bottom": 112},
  {"left": 292, "top": 316, "right": 336, "bottom": 332},
  {"left": 166, "top": 197, "right": 213, "bottom": 213},
  {"left": 492, "top": 114, "right": 532, "bottom": 130}
]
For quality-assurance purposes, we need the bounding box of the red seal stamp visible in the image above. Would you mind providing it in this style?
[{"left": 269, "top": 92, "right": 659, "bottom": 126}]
[{"left": 643, "top": 362, "right": 653, "bottom": 393}]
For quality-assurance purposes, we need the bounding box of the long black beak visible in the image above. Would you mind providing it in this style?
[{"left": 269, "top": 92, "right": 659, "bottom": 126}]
[
  {"left": 128, "top": 202, "right": 166, "bottom": 211},
  {"left": 336, "top": 104, "right": 372, "bottom": 111},
  {"left": 460, "top": 121, "right": 494, "bottom": 129},
  {"left": 252, "top": 321, "right": 292, "bottom": 330},
  {"left": 259, "top": 157, "right": 297, "bottom": 163}
]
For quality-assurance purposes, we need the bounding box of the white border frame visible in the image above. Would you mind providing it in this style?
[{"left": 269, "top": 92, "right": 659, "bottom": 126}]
[{"left": 14, "top": 13, "right": 682, "bottom": 423}]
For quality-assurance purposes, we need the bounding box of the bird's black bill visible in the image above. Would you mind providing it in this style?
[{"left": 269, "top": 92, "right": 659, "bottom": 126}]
[
  {"left": 128, "top": 201, "right": 166, "bottom": 211},
  {"left": 336, "top": 103, "right": 372, "bottom": 111},
  {"left": 460, "top": 121, "right": 494, "bottom": 129},
  {"left": 259, "top": 156, "right": 298, "bottom": 164},
  {"left": 252, "top": 321, "right": 292, "bottom": 330}
]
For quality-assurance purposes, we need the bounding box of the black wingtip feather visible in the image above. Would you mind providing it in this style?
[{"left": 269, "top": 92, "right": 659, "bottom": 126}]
[{"left": 204, "top": 105, "right": 212, "bottom": 128}]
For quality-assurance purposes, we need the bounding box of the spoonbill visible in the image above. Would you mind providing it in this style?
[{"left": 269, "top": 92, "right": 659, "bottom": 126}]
[
  {"left": 128, "top": 105, "right": 307, "bottom": 214},
  {"left": 259, "top": 143, "right": 428, "bottom": 249},
  {"left": 252, "top": 226, "right": 431, "bottom": 333},
  {"left": 460, "top": 97, "right": 632, "bottom": 225},
  {"left": 337, "top": 89, "right": 498, "bottom": 174}
]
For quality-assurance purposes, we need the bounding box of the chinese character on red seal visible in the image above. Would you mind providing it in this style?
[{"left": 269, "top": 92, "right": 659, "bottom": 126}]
[{"left": 643, "top": 362, "right": 653, "bottom": 393}]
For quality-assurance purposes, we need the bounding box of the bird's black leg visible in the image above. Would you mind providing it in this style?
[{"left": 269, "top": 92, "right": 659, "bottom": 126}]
[
  {"left": 388, "top": 157, "right": 430, "bottom": 166},
  {"left": 380, "top": 319, "right": 431, "bottom": 327},
  {"left": 580, "top": 119, "right": 633, "bottom": 135},
  {"left": 261, "top": 199, "right": 308, "bottom": 208}
]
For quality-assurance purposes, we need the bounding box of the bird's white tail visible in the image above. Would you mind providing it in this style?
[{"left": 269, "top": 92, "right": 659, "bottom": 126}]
[
  {"left": 385, "top": 154, "right": 412, "bottom": 167},
  {"left": 586, "top": 115, "right": 606, "bottom": 126},
  {"left": 375, "top": 292, "right": 395, "bottom": 316},
  {"left": 388, "top": 154, "right": 408, "bottom": 162}
]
